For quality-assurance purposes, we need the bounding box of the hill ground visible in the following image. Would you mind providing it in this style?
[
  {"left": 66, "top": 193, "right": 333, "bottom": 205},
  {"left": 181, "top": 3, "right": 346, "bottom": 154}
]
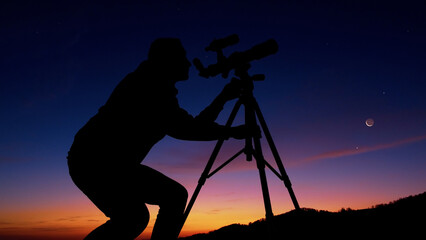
[{"left": 180, "top": 192, "right": 425, "bottom": 239}]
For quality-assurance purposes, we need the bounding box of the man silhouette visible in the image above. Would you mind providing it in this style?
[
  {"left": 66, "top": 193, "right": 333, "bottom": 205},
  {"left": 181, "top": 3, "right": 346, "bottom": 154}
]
[{"left": 67, "top": 38, "right": 250, "bottom": 240}]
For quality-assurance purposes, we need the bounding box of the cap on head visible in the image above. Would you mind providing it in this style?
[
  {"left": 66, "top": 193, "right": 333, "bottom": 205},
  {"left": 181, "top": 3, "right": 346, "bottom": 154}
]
[{"left": 148, "top": 38, "right": 186, "bottom": 62}]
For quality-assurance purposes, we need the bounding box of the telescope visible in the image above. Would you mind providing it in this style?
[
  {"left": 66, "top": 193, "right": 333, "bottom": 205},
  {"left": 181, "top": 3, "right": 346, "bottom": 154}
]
[
  {"left": 180, "top": 34, "right": 301, "bottom": 238},
  {"left": 193, "top": 34, "right": 279, "bottom": 78}
]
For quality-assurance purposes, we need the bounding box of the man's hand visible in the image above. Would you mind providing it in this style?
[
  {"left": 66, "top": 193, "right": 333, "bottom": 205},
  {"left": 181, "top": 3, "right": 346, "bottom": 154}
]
[
  {"left": 229, "top": 124, "right": 261, "bottom": 140},
  {"left": 219, "top": 79, "right": 244, "bottom": 101}
]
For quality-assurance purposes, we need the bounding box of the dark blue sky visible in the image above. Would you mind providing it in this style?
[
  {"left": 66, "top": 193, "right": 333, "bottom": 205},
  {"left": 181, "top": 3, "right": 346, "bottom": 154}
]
[{"left": 1, "top": 1, "right": 426, "bottom": 238}]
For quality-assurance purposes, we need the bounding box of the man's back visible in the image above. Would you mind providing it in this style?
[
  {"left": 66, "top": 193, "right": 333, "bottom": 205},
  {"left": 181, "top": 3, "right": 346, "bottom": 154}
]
[{"left": 68, "top": 62, "right": 180, "bottom": 166}]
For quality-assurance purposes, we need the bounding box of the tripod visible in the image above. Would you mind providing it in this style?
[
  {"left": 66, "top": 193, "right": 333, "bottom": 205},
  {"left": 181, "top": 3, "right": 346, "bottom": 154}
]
[{"left": 179, "top": 65, "right": 301, "bottom": 235}]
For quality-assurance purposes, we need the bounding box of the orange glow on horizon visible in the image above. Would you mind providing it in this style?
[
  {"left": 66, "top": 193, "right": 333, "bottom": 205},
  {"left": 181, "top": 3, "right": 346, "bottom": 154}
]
[
  {"left": 0, "top": 185, "right": 422, "bottom": 240},
  {"left": 2, "top": 135, "right": 425, "bottom": 239}
]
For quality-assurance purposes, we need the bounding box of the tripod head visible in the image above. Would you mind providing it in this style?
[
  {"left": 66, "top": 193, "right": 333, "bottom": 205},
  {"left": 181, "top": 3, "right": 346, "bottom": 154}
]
[{"left": 193, "top": 34, "right": 279, "bottom": 80}]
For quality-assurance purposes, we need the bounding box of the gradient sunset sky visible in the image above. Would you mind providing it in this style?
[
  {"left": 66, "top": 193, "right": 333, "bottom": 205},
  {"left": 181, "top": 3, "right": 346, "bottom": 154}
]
[{"left": 1, "top": 1, "right": 426, "bottom": 239}]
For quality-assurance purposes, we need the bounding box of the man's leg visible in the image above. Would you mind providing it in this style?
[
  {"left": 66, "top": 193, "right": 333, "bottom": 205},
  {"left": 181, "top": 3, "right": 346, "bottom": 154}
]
[
  {"left": 136, "top": 165, "right": 188, "bottom": 240},
  {"left": 70, "top": 166, "right": 150, "bottom": 240}
]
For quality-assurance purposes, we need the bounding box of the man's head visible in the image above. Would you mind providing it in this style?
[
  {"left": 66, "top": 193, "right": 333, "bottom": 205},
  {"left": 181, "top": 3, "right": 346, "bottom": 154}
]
[{"left": 147, "top": 38, "right": 191, "bottom": 82}]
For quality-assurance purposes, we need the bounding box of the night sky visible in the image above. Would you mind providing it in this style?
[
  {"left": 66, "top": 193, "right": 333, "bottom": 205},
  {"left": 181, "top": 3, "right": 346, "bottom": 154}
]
[{"left": 1, "top": 1, "right": 426, "bottom": 239}]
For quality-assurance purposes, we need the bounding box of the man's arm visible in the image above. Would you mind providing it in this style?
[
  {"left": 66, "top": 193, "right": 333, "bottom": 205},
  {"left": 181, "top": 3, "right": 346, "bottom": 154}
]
[
  {"left": 165, "top": 104, "right": 231, "bottom": 141},
  {"left": 166, "top": 108, "right": 250, "bottom": 141},
  {"left": 195, "top": 79, "right": 243, "bottom": 122},
  {"left": 164, "top": 102, "right": 247, "bottom": 141},
  {"left": 164, "top": 80, "right": 248, "bottom": 141},
  {"left": 194, "top": 94, "right": 227, "bottom": 123}
]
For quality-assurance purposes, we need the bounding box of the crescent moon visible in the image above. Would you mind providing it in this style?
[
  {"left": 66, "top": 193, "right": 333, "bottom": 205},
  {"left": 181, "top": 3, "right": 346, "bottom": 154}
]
[{"left": 366, "top": 118, "right": 374, "bottom": 127}]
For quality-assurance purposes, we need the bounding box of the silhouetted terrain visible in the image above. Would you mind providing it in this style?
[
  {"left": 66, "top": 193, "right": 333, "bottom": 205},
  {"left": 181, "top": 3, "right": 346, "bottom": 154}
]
[{"left": 180, "top": 192, "right": 425, "bottom": 239}]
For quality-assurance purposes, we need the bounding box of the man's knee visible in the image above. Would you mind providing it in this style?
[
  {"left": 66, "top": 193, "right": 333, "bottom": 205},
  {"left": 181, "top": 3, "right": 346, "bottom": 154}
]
[
  {"left": 174, "top": 182, "right": 188, "bottom": 206},
  {"left": 178, "top": 183, "right": 188, "bottom": 201},
  {"left": 161, "top": 182, "right": 188, "bottom": 210}
]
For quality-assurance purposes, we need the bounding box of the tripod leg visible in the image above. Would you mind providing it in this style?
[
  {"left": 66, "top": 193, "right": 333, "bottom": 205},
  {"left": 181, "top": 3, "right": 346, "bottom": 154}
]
[
  {"left": 253, "top": 136, "right": 275, "bottom": 220},
  {"left": 179, "top": 100, "right": 243, "bottom": 234},
  {"left": 253, "top": 99, "right": 301, "bottom": 210},
  {"left": 245, "top": 99, "right": 274, "bottom": 221}
]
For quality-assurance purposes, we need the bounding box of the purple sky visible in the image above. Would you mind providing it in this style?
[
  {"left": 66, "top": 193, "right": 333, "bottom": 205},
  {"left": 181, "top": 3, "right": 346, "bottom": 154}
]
[{"left": 1, "top": 1, "right": 425, "bottom": 238}]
